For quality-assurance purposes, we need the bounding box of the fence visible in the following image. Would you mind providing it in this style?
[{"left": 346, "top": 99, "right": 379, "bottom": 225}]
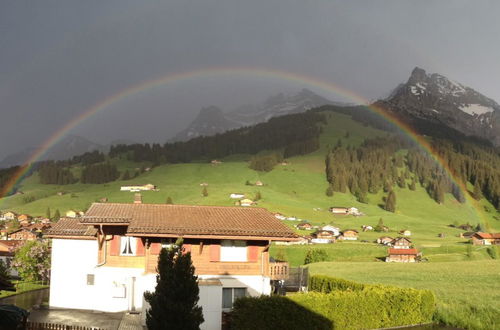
[{"left": 26, "top": 322, "right": 104, "bottom": 330}]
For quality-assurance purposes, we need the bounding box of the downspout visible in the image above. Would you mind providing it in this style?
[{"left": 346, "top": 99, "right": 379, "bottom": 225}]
[{"left": 96, "top": 224, "right": 107, "bottom": 267}]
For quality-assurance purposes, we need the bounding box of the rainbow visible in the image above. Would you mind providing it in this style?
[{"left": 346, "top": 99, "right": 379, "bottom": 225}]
[{"left": 0, "top": 67, "right": 488, "bottom": 228}]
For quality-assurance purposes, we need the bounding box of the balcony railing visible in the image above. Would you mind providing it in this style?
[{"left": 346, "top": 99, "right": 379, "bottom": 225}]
[{"left": 268, "top": 261, "right": 289, "bottom": 280}]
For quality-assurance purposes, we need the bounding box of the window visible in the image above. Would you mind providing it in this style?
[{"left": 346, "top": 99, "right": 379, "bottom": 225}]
[
  {"left": 86, "top": 274, "right": 95, "bottom": 286},
  {"left": 222, "top": 287, "right": 247, "bottom": 309},
  {"left": 220, "top": 240, "right": 247, "bottom": 262},
  {"left": 120, "top": 237, "right": 137, "bottom": 256}
]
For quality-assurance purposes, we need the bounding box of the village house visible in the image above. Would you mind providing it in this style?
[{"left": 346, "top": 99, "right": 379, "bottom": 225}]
[
  {"left": 311, "top": 230, "right": 336, "bottom": 244},
  {"left": 65, "top": 210, "right": 84, "bottom": 218},
  {"left": 1, "top": 212, "right": 17, "bottom": 221},
  {"left": 210, "top": 160, "right": 222, "bottom": 165},
  {"left": 120, "top": 184, "right": 157, "bottom": 192},
  {"left": 392, "top": 237, "right": 412, "bottom": 249},
  {"left": 320, "top": 225, "right": 340, "bottom": 236},
  {"left": 376, "top": 236, "right": 394, "bottom": 245},
  {"left": 229, "top": 193, "right": 245, "bottom": 199},
  {"left": 361, "top": 225, "right": 373, "bottom": 232},
  {"left": 296, "top": 222, "right": 313, "bottom": 230},
  {"left": 255, "top": 181, "right": 264, "bottom": 186},
  {"left": 273, "top": 213, "right": 286, "bottom": 220},
  {"left": 8, "top": 227, "right": 39, "bottom": 241},
  {"left": 239, "top": 199, "right": 255, "bottom": 207},
  {"left": 339, "top": 229, "right": 358, "bottom": 241},
  {"left": 386, "top": 248, "right": 420, "bottom": 263},
  {"left": 329, "top": 207, "right": 360, "bottom": 216},
  {"left": 17, "top": 214, "right": 32, "bottom": 222},
  {"left": 45, "top": 202, "right": 297, "bottom": 330},
  {"left": 471, "top": 232, "right": 500, "bottom": 246},
  {"left": 0, "top": 240, "right": 23, "bottom": 276}
]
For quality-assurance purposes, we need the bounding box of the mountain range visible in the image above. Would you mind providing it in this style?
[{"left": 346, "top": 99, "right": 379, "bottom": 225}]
[{"left": 172, "top": 88, "right": 341, "bottom": 141}]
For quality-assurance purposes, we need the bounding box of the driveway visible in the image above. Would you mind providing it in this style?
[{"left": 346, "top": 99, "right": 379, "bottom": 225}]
[{"left": 29, "top": 309, "right": 124, "bottom": 330}]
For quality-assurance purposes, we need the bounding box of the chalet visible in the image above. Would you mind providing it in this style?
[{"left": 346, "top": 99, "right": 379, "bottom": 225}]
[
  {"left": 45, "top": 203, "right": 297, "bottom": 330},
  {"left": 274, "top": 213, "right": 286, "bottom": 220},
  {"left": 471, "top": 232, "right": 500, "bottom": 246},
  {"left": 17, "top": 214, "right": 31, "bottom": 222},
  {"left": 1, "top": 211, "right": 17, "bottom": 221},
  {"left": 239, "top": 199, "right": 254, "bottom": 207},
  {"left": 339, "top": 229, "right": 358, "bottom": 241},
  {"left": 255, "top": 181, "right": 264, "bottom": 186},
  {"left": 211, "top": 160, "right": 222, "bottom": 165},
  {"left": 8, "top": 227, "right": 39, "bottom": 241},
  {"left": 120, "top": 184, "right": 157, "bottom": 192},
  {"left": 230, "top": 193, "right": 245, "bottom": 199},
  {"left": 99, "top": 197, "right": 109, "bottom": 203},
  {"left": 296, "top": 222, "right": 313, "bottom": 230},
  {"left": 386, "top": 248, "right": 420, "bottom": 263},
  {"left": 320, "top": 225, "right": 340, "bottom": 236},
  {"left": 0, "top": 240, "right": 23, "bottom": 276},
  {"left": 199, "top": 183, "right": 209, "bottom": 187},
  {"left": 311, "top": 230, "right": 336, "bottom": 244},
  {"left": 392, "top": 237, "right": 412, "bottom": 249},
  {"left": 377, "top": 236, "right": 394, "bottom": 245},
  {"left": 361, "top": 225, "right": 373, "bottom": 232},
  {"left": 329, "top": 207, "right": 360, "bottom": 216}
]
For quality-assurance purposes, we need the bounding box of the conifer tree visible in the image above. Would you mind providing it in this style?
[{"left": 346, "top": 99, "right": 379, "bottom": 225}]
[
  {"left": 385, "top": 190, "right": 396, "bottom": 213},
  {"left": 122, "top": 170, "right": 131, "bottom": 181},
  {"left": 46, "top": 207, "right": 51, "bottom": 220},
  {"left": 473, "top": 180, "right": 483, "bottom": 200},
  {"left": 325, "top": 184, "right": 334, "bottom": 197},
  {"left": 144, "top": 239, "right": 203, "bottom": 330},
  {"left": 53, "top": 209, "right": 61, "bottom": 222},
  {"left": 202, "top": 187, "right": 208, "bottom": 197},
  {"left": 409, "top": 178, "right": 416, "bottom": 191},
  {"left": 254, "top": 191, "right": 262, "bottom": 201},
  {"left": 166, "top": 197, "right": 173, "bottom": 204}
]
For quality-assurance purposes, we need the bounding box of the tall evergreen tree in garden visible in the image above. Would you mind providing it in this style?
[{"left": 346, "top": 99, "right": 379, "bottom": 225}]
[
  {"left": 385, "top": 190, "right": 396, "bottom": 213},
  {"left": 144, "top": 239, "right": 203, "bottom": 330},
  {"left": 53, "top": 209, "right": 61, "bottom": 222}
]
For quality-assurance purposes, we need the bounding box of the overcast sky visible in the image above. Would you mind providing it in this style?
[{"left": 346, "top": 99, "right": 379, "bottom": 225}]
[{"left": 1, "top": 0, "right": 499, "bottom": 161}]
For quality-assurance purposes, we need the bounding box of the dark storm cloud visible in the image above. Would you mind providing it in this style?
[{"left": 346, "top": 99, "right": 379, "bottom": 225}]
[{"left": 1, "top": 0, "right": 499, "bottom": 160}]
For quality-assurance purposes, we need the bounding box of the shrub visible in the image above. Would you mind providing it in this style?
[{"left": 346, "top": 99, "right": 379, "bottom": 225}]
[
  {"left": 304, "top": 249, "right": 329, "bottom": 265},
  {"left": 231, "top": 295, "right": 331, "bottom": 330},
  {"left": 309, "top": 275, "right": 365, "bottom": 292},
  {"left": 486, "top": 246, "right": 498, "bottom": 259}
]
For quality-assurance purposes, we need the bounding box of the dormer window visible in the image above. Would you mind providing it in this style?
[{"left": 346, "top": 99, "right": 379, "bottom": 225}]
[{"left": 120, "top": 237, "right": 137, "bottom": 256}]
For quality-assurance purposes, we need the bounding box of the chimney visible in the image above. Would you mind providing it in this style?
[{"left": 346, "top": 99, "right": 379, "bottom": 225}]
[{"left": 134, "top": 193, "right": 142, "bottom": 204}]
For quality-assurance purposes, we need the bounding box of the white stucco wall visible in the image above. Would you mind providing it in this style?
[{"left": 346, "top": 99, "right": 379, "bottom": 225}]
[{"left": 49, "top": 239, "right": 98, "bottom": 310}]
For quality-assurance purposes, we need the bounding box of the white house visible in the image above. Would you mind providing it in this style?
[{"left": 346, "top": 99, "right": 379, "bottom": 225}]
[
  {"left": 320, "top": 225, "right": 340, "bottom": 236},
  {"left": 45, "top": 203, "right": 296, "bottom": 330}
]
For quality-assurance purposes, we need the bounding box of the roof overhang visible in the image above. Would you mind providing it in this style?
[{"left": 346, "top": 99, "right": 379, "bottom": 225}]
[
  {"left": 44, "top": 235, "right": 96, "bottom": 240},
  {"left": 125, "top": 233, "right": 300, "bottom": 241}
]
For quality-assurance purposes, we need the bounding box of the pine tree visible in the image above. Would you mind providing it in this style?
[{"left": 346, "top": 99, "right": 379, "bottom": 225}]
[
  {"left": 122, "top": 170, "right": 131, "bottom": 181},
  {"left": 375, "top": 218, "right": 386, "bottom": 232},
  {"left": 202, "top": 187, "right": 208, "bottom": 197},
  {"left": 166, "top": 197, "right": 173, "bottom": 204},
  {"left": 53, "top": 209, "right": 61, "bottom": 222},
  {"left": 385, "top": 190, "right": 396, "bottom": 213},
  {"left": 473, "top": 180, "right": 483, "bottom": 200},
  {"left": 254, "top": 191, "right": 262, "bottom": 201},
  {"left": 325, "top": 184, "right": 334, "bottom": 197},
  {"left": 144, "top": 239, "right": 203, "bottom": 330},
  {"left": 409, "top": 178, "right": 416, "bottom": 191},
  {"left": 46, "top": 207, "right": 51, "bottom": 220}
]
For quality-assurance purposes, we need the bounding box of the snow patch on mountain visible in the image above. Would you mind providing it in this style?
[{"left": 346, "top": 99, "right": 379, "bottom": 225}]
[{"left": 459, "top": 104, "right": 495, "bottom": 116}]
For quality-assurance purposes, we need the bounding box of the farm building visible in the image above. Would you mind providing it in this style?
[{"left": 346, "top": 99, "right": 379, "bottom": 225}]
[
  {"left": 329, "top": 207, "right": 360, "bottom": 216},
  {"left": 239, "top": 199, "right": 255, "bottom": 207},
  {"left": 65, "top": 210, "right": 84, "bottom": 218},
  {"left": 471, "top": 232, "right": 500, "bottom": 245},
  {"left": 386, "top": 248, "right": 420, "bottom": 263},
  {"left": 377, "top": 236, "right": 394, "bottom": 245},
  {"left": 311, "top": 230, "right": 336, "bottom": 244},
  {"left": 255, "top": 181, "right": 264, "bottom": 186},
  {"left": 296, "top": 222, "right": 313, "bottom": 230},
  {"left": 120, "top": 184, "right": 157, "bottom": 192},
  {"left": 45, "top": 202, "right": 297, "bottom": 330},
  {"left": 399, "top": 229, "right": 411, "bottom": 236},
  {"left": 392, "top": 237, "right": 412, "bottom": 249},
  {"left": 0, "top": 211, "right": 17, "bottom": 221},
  {"left": 320, "top": 225, "right": 340, "bottom": 236},
  {"left": 229, "top": 193, "right": 245, "bottom": 199},
  {"left": 339, "top": 229, "right": 358, "bottom": 241}
]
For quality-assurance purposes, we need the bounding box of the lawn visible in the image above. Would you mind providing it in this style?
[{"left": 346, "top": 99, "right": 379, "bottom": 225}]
[
  {"left": 0, "top": 280, "right": 49, "bottom": 299},
  {"left": 307, "top": 260, "right": 500, "bottom": 329}
]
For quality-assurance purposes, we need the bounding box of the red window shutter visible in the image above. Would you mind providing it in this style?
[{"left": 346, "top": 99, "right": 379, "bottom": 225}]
[
  {"left": 182, "top": 244, "right": 192, "bottom": 255},
  {"left": 209, "top": 244, "right": 220, "bottom": 262},
  {"left": 110, "top": 235, "right": 120, "bottom": 256},
  {"left": 136, "top": 238, "right": 145, "bottom": 256},
  {"left": 248, "top": 245, "right": 259, "bottom": 262},
  {"left": 151, "top": 242, "right": 161, "bottom": 255}
]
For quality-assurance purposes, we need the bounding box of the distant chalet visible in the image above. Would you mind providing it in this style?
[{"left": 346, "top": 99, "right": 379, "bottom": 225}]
[{"left": 120, "top": 184, "right": 158, "bottom": 192}]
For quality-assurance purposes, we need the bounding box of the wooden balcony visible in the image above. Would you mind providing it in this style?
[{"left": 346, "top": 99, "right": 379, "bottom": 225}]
[{"left": 268, "top": 261, "right": 289, "bottom": 280}]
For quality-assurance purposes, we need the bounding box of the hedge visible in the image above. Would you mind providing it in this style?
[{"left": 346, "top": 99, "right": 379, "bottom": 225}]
[
  {"left": 231, "top": 276, "right": 435, "bottom": 330},
  {"left": 309, "top": 275, "right": 365, "bottom": 292}
]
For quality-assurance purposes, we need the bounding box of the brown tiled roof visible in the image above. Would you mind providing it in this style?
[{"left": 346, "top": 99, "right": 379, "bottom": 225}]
[
  {"left": 0, "top": 240, "right": 24, "bottom": 252},
  {"left": 44, "top": 218, "right": 97, "bottom": 239},
  {"left": 388, "top": 248, "right": 419, "bottom": 255},
  {"left": 81, "top": 203, "right": 298, "bottom": 240},
  {"left": 474, "top": 232, "right": 500, "bottom": 239}
]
